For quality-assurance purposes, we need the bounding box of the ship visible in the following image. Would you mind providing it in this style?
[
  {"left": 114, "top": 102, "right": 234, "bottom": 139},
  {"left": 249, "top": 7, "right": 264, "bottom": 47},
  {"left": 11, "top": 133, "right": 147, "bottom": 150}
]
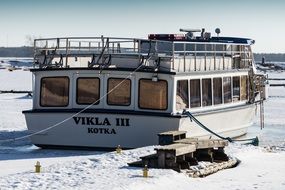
[{"left": 23, "top": 28, "right": 267, "bottom": 149}]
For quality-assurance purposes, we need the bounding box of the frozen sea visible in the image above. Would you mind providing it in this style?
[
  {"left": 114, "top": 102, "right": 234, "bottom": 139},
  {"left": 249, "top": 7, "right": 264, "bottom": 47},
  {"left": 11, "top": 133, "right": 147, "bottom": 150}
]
[
  {"left": 248, "top": 70, "right": 285, "bottom": 147},
  {"left": 0, "top": 65, "right": 285, "bottom": 189}
]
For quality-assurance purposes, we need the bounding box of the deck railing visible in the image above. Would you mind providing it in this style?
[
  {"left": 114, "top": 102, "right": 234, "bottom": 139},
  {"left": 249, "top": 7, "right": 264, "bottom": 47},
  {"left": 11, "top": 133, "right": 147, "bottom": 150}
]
[{"left": 34, "top": 37, "right": 253, "bottom": 71}]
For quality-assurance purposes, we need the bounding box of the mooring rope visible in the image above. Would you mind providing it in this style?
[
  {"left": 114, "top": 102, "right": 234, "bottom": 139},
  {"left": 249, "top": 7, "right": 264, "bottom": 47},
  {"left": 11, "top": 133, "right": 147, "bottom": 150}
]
[
  {"left": 182, "top": 110, "right": 259, "bottom": 145},
  {"left": 0, "top": 63, "right": 147, "bottom": 144}
]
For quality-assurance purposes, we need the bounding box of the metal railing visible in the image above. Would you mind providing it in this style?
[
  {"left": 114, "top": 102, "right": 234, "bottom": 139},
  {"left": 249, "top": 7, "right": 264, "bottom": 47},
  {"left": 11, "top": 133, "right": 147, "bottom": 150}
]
[{"left": 33, "top": 36, "right": 253, "bottom": 71}]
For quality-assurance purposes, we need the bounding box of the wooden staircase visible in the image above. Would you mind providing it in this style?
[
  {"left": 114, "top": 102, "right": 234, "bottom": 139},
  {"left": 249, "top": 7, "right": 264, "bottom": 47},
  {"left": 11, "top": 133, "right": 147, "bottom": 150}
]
[{"left": 128, "top": 131, "right": 239, "bottom": 177}]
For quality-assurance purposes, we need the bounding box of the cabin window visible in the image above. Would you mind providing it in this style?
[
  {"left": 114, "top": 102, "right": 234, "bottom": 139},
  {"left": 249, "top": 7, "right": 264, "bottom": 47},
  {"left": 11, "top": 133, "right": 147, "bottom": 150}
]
[
  {"left": 196, "top": 44, "right": 205, "bottom": 56},
  {"left": 107, "top": 78, "right": 131, "bottom": 106},
  {"left": 186, "top": 44, "right": 195, "bottom": 52},
  {"left": 213, "top": 78, "right": 222, "bottom": 105},
  {"left": 241, "top": 76, "right": 248, "bottom": 100},
  {"left": 233, "top": 76, "right": 240, "bottom": 102},
  {"left": 176, "top": 80, "right": 189, "bottom": 110},
  {"left": 202, "top": 78, "right": 212, "bottom": 106},
  {"left": 77, "top": 78, "right": 100, "bottom": 105},
  {"left": 140, "top": 41, "right": 156, "bottom": 54},
  {"left": 232, "top": 45, "right": 240, "bottom": 53},
  {"left": 196, "top": 44, "right": 205, "bottom": 52},
  {"left": 223, "top": 77, "right": 232, "bottom": 103},
  {"left": 40, "top": 77, "right": 69, "bottom": 107},
  {"left": 157, "top": 41, "right": 173, "bottom": 55},
  {"left": 190, "top": 79, "right": 201, "bottom": 108},
  {"left": 206, "top": 44, "right": 214, "bottom": 57},
  {"left": 233, "top": 56, "right": 241, "bottom": 69},
  {"left": 226, "top": 45, "right": 232, "bottom": 56},
  {"left": 174, "top": 43, "right": 184, "bottom": 52},
  {"left": 206, "top": 44, "right": 213, "bottom": 52},
  {"left": 215, "top": 44, "right": 224, "bottom": 56},
  {"left": 139, "top": 79, "right": 167, "bottom": 110},
  {"left": 242, "top": 46, "right": 250, "bottom": 68}
]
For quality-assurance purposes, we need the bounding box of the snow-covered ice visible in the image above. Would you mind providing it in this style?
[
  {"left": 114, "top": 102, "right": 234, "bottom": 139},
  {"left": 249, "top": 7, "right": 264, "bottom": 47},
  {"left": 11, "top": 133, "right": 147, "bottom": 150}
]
[
  {"left": 0, "top": 69, "right": 32, "bottom": 91},
  {"left": 0, "top": 144, "right": 285, "bottom": 190},
  {"left": 0, "top": 67, "right": 285, "bottom": 190}
]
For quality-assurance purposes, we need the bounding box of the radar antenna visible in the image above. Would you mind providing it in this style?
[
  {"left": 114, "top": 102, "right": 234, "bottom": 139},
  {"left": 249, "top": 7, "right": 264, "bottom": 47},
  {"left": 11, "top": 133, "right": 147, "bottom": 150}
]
[
  {"left": 179, "top": 29, "right": 201, "bottom": 33},
  {"left": 179, "top": 28, "right": 201, "bottom": 40}
]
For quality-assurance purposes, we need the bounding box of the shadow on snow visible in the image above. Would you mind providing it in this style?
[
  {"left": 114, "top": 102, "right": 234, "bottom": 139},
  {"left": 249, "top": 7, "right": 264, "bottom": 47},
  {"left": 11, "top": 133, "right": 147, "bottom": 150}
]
[{"left": 0, "top": 130, "right": 103, "bottom": 161}]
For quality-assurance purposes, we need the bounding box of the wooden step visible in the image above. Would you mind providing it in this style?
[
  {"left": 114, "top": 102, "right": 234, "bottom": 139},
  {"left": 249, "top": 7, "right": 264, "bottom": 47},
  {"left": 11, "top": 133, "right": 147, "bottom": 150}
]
[
  {"left": 128, "top": 131, "right": 233, "bottom": 175},
  {"left": 158, "top": 131, "right": 187, "bottom": 145},
  {"left": 175, "top": 138, "right": 228, "bottom": 149},
  {"left": 155, "top": 143, "right": 196, "bottom": 156},
  {"left": 155, "top": 143, "right": 196, "bottom": 169}
]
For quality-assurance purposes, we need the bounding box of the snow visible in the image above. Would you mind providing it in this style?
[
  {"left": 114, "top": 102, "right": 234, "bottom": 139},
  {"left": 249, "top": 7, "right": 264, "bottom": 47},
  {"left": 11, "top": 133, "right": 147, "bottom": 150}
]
[
  {"left": 0, "top": 69, "right": 32, "bottom": 91},
  {"left": 0, "top": 64, "right": 285, "bottom": 189},
  {"left": 0, "top": 145, "right": 285, "bottom": 190},
  {"left": 0, "top": 94, "right": 31, "bottom": 131}
]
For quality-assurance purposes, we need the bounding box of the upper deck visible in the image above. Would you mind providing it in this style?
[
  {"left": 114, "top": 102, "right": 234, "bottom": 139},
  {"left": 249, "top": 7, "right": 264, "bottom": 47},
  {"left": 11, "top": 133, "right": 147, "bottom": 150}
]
[{"left": 33, "top": 32, "right": 255, "bottom": 73}]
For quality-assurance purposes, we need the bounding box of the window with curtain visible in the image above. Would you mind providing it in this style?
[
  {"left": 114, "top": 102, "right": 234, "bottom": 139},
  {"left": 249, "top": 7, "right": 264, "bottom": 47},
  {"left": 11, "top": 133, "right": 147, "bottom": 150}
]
[
  {"left": 77, "top": 77, "right": 100, "bottom": 105},
  {"left": 190, "top": 79, "right": 201, "bottom": 108},
  {"left": 233, "top": 76, "right": 240, "bottom": 102},
  {"left": 107, "top": 78, "right": 131, "bottom": 106},
  {"left": 241, "top": 76, "right": 248, "bottom": 100},
  {"left": 40, "top": 77, "right": 69, "bottom": 107},
  {"left": 139, "top": 79, "right": 167, "bottom": 110},
  {"left": 223, "top": 77, "right": 232, "bottom": 103},
  {"left": 213, "top": 78, "right": 222, "bottom": 105},
  {"left": 202, "top": 78, "right": 212, "bottom": 106},
  {"left": 176, "top": 80, "right": 189, "bottom": 110}
]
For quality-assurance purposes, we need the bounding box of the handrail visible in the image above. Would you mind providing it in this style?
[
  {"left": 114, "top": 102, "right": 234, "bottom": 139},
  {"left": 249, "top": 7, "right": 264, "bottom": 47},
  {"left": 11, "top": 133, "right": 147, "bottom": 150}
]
[
  {"left": 34, "top": 38, "right": 252, "bottom": 52},
  {"left": 33, "top": 37, "right": 253, "bottom": 70}
]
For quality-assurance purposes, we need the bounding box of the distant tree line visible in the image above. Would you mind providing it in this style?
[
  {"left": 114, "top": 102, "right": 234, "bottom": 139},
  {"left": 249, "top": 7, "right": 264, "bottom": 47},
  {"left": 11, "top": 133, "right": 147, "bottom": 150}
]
[
  {"left": 0, "top": 47, "right": 285, "bottom": 63},
  {"left": 0, "top": 47, "right": 33, "bottom": 57},
  {"left": 254, "top": 53, "right": 285, "bottom": 63}
]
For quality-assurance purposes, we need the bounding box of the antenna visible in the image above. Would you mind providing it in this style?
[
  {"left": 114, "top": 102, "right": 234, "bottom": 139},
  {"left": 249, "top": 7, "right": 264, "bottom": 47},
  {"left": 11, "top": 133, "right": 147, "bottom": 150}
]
[{"left": 215, "top": 28, "right": 221, "bottom": 37}]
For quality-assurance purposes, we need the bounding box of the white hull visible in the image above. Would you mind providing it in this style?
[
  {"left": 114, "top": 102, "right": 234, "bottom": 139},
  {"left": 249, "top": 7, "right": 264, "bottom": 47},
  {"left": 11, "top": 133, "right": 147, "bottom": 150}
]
[{"left": 24, "top": 104, "right": 255, "bottom": 149}]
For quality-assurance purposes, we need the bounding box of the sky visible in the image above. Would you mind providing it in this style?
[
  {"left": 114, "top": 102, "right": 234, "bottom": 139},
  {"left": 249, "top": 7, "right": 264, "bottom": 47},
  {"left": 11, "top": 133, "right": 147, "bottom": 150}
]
[{"left": 0, "top": 0, "right": 284, "bottom": 53}]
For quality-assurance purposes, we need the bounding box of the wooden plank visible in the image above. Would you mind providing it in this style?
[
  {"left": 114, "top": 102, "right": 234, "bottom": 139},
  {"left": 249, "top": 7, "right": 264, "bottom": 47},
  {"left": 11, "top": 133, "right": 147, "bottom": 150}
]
[
  {"left": 197, "top": 140, "right": 215, "bottom": 149},
  {"left": 158, "top": 131, "right": 187, "bottom": 145},
  {"left": 158, "top": 131, "right": 187, "bottom": 136},
  {"left": 196, "top": 140, "right": 228, "bottom": 149},
  {"left": 176, "top": 144, "right": 196, "bottom": 156},
  {"left": 155, "top": 143, "right": 196, "bottom": 156},
  {"left": 175, "top": 138, "right": 198, "bottom": 144},
  {"left": 175, "top": 138, "right": 228, "bottom": 149}
]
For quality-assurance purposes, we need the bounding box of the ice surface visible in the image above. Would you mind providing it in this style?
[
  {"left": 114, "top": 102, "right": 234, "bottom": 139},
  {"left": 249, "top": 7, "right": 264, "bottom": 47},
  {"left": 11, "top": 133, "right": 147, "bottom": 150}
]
[{"left": 0, "top": 69, "right": 32, "bottom": 91}]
